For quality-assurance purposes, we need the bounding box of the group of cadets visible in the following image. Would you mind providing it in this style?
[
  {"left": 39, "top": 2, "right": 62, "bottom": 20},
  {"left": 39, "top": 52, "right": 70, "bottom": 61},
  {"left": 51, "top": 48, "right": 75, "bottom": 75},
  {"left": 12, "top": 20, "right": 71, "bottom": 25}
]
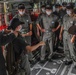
[
  {"left": 0, "top": 1, "right": 76, "bottom": 75},
  {"left": 36, "top": 2, "right": 76, "bottom": 65}
]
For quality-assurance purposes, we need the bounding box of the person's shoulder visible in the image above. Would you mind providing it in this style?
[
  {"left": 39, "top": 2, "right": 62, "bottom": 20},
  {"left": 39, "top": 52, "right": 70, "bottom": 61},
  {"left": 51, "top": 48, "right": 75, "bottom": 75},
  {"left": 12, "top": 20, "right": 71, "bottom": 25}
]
[{"left": 13, "top": 14, "right": 19, "bottom": 18}]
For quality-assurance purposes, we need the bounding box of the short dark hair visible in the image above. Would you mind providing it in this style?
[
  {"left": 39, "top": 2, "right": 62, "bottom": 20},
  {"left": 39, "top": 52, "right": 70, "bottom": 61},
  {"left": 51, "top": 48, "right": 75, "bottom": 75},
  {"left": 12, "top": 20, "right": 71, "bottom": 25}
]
[{"left": 8, "top": 18, "right": 24, "bottom": 30}]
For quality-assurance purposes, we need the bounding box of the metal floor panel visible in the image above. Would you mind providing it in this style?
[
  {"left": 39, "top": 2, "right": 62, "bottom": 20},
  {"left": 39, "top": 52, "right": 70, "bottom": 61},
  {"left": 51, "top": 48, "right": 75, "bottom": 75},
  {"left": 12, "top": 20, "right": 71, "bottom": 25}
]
[{"left": 31, "top": 55, "right": 76, "bottom": 75}]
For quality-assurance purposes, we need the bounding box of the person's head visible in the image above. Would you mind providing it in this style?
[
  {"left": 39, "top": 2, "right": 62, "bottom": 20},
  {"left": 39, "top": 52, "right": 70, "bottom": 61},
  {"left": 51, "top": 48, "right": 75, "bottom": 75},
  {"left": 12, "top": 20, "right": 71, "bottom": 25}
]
[
  {"left": 62, "top": 2, "right": 67, "bottom": 10},
  {"left": 41, "top": 5, "right": 45, "bottom": 13},
  {"left": 45, "top": 5, "right": 53, "bottom": 15},
  {"left": 66, "top": 4, "right": 74, "bottom": 16},
  {"left": 18, "top": 3, "right": 25, "bottom": 16},
  {"left": 8, "top": 18, "right": 24, "bottom": 32},
  {"left": 55, "top": 3, "right": 61, "bottom": 12}
]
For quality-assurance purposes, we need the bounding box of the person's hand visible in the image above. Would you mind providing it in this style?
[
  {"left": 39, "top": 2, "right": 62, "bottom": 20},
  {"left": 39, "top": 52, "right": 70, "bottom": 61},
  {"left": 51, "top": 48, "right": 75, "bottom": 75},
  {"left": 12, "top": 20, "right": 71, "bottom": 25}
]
[
  {"left": 39, "top": 41, "right": 45, "bottom": 46},
  {"left": 59, "top": 34, "right": 62, "bottom": 40},
  {"left": 71, "top": 35, "right": 76, "bottom": 43},
  {"left": 4, "top": 29, "right": 13, "bottom": 33},
  {"left": 71, "top": 38, "right": 73, "bottom": 43},
  {"left": 21, "top": 31, "right": 32, "bottom": 37},
  {"left": 41, "top": 29, "right": 45, "bottom": 32},
  {"left": 27, "top": 31, "right": 32, "bottom": 36},
  {"left": 52, "top": 28, "right": 56, "bottom": 32},
  {"left": 29, "top": 31, "right": 32, "bottom": 36}
]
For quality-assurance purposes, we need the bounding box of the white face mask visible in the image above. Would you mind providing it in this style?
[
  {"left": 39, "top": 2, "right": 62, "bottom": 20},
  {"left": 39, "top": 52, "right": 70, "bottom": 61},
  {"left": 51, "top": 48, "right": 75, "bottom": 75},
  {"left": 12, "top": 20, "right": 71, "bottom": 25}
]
[
  {"left": 66, "top": 10, "right": 71, "bottom": 15},
  {"left": 46, "top": 11, "right": 52, "bottom": 15},
  {"left": 41, "top": 8, "right": 45, "bottom": 13},
  {"left": 19, "top": 11, "right": 25, "bottom": 15}
]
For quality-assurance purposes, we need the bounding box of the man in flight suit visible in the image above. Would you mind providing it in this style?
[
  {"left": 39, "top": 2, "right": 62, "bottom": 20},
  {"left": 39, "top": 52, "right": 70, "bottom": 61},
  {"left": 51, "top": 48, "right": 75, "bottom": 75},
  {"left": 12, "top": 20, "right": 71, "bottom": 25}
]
[
  {"left": 36, "top": 5, "right": 61, "bottom": 62},
  {"left": 14, "top": 3, "right": 34, "bottom": 63},
  {"left": 68, "top": 17, "right": 76, "bottom": 68},
  {"left": 59, "top": 4, "right": 75, "bottom": 65},
  {"left": 36, "top": 5, "right": 46, "bottom": 40}
]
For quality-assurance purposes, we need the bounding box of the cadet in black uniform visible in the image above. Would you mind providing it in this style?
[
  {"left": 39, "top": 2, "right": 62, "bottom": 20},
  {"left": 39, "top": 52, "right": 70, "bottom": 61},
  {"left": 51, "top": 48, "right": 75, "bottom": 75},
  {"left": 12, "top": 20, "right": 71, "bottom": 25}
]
[{"left": 8, "top": 18, "right": 45, "bottom": 75}]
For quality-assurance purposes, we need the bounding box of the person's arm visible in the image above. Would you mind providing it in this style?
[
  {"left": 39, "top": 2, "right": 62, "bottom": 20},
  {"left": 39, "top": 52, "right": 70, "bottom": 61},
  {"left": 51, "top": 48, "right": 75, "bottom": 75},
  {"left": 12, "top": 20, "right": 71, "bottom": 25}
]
[
  {"left": 30, "top": 23, "right": 32, "bottom": 31},
  {"left": 26, "top": 41, "right": 45, "bottom": 52},
  {"left": 29, "top": 23, "right": 32, "bottom": 36},
  {"left": 36, "top": 15, "right": 45, "bottom": 32},
  {"left": 36, "top": 14, "right": 41, "bottom": 30},
  {"left": 27, "top": 15, "right": 32, "bottom": 36},
  {"left": 52, "top": 16, "right": 61, "bottom": 32},
  {"left": 37, "top": 24, "right": 42, "bottom": 31},
  {"left": 37, "top": 24, "right": 45, "bottom": 32},
  {"left": 21, "top": 33, "right": 30, "bottom": 37},
  {"left": 71, "top": 35, "right": 76, "bottom": 43},
  {"left": 56, "top": 25, "right": 61, "bottom": 31},
  {"left": 59, "top": 26, "right": 64, "bottom": 40},
  {"left": 37, "top": 26, "right": 40, "bottom": 36},
  {"left": 52, "top": 25, "right": 61, "bottom": 32}
]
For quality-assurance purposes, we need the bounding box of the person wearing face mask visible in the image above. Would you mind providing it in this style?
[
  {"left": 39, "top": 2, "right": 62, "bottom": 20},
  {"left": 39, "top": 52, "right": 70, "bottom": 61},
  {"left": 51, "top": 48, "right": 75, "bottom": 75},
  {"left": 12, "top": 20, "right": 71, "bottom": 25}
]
[
  {"left": 59, "top": 4, "right": 75, "bottom": 65},
  {"left": 68, "top": 11, "right": 76, "bottom": 68},
  {"left": 13, "top": 3, "right": 34, "bottom": 64},
  {"left": 36, "top": 5, "right": 61, "bottom": 63},
  {"left": 36, "top": 5, "right": 46, "bottom": 40}
]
